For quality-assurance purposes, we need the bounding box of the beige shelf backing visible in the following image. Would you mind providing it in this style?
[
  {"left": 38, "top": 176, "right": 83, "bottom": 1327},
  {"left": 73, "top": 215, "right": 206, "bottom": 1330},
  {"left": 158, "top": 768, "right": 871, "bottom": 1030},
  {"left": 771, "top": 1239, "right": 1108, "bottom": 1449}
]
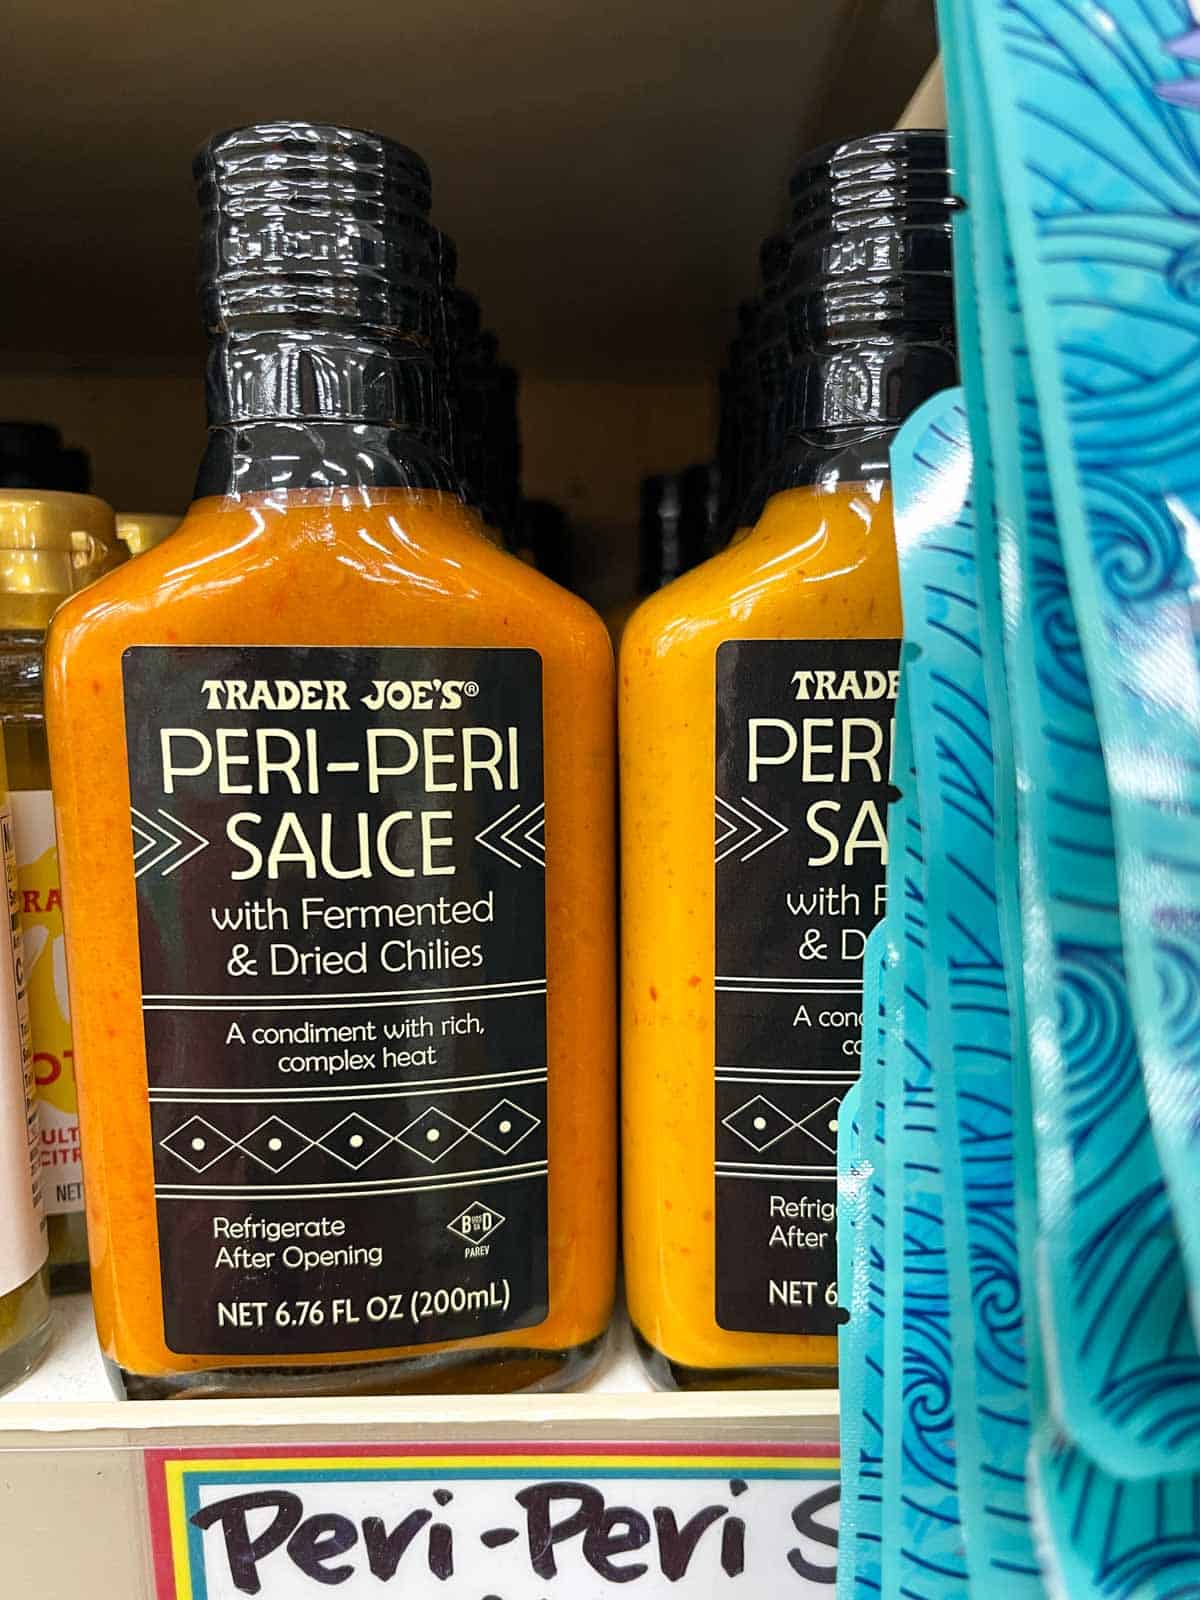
[{"left": 897, "top": 57, "right": 947, "bottom": 129}]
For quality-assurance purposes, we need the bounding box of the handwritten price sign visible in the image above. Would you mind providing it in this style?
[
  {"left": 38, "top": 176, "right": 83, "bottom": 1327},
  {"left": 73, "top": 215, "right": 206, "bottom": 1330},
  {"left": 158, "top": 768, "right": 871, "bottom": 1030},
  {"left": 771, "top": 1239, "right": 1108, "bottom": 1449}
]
[{"left": 146, "top": 1443, "right": 839, "bottom": 1597}]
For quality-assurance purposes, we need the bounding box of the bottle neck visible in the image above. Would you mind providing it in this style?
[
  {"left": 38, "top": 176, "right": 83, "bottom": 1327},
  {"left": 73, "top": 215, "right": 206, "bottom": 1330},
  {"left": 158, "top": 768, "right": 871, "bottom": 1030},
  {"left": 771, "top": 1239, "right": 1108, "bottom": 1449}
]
[
  {"left": 639, "top": 530, "right": 684, "bottom": 593},
  {"left": 745, "top": 334, "right": 956, "bottom": 516},
  {"left": 195, "top": 326, "right": 457, "bottom": 498},
  {"left": 783, "top": 336, "right": 957, "bottom": 440}
]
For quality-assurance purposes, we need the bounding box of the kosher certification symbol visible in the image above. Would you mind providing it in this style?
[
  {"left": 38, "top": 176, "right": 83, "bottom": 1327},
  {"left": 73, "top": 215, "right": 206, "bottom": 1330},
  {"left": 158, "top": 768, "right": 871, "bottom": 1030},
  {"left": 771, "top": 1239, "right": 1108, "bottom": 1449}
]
[{"left": 447, "top": 1200, "right": 506, "bottom": 1244}]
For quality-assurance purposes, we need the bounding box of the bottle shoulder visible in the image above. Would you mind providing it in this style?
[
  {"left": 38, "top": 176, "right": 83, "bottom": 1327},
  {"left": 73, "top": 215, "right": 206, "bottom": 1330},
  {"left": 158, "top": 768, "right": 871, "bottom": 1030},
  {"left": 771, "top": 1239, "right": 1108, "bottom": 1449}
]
[
  {"left": 47, "top": 493, "right": 611, "bottom": 669},
  {"left": 620, "top": 482, "right": 900, "bottom": 666}
]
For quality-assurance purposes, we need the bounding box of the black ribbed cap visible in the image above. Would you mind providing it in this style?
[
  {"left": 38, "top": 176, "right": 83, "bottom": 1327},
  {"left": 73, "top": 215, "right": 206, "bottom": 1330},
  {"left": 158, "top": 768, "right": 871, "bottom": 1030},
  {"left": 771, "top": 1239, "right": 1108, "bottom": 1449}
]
[
  {"left": 756, "top": 230, "right": 796, "bottom": 471},
  {"left": 435, "top": 231, "right": 458, "bottom": 290},
  {"left": 736, "top": 297, "right": 761, "bottom": 342},
  {"left": 0, "top": 423, "right": 63, "bottom": 489},
  {"left": 56, "top": 447, "right": 91, "bottom": 493},
  {"left": 759, "top": 230, "right": 793, "bottom": 294},
  {"left": 639, "top": 474, "right": 681, "bottom": 592},
  {"left": 783, "top": 130, "right": 956, "bottom": 434},
  {"left": 679, "top": 461, "right": 720, "bottom": 557},
  {"left": 484, "top": 360, "right": 521, "bottom": 541},
  {"left": 715, "top": 367, "right": 739, "bottom": 533},
  {"left": 720, "top": 295, "right": 768, "bottom": 526},
  {"left": 450, "top": 289, "right": 482, "bottom": 345},
  {"left": 0, "top": 423, "right": 91, "bottom": 492},
  {"left": 196, "top": 122, "right": 435, "bottom": 327},
  {"left": 455, "top": 319, "right": 493, "bottom": 507},
  {"left": 194, "top": 121, "right": 443, "bottom": 427},
  {"left": 639, "top": 471, "right": 706, "bottom": 592},
  {"left": 520, "top": 499, "right": 573, "bottom": 588},
  {"left": 789, "top": 129, "right": 951, "bottom": 225}
]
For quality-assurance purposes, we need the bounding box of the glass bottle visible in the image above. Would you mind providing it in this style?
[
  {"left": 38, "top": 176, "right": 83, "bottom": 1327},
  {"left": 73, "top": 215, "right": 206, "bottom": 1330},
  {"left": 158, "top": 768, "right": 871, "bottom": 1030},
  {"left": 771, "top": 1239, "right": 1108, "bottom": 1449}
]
[
  {"left": 0, "top": 490, "right": 121, "bottom": 1294},
  {"left": 620, "top": 131, "right": 956, "bottom": 1388},
  {"left": 45, "top": 122, "right": 616, "bottom": 1399},
  {"left": 0, "top": 735, "right": 52, "bottom": 1390}
]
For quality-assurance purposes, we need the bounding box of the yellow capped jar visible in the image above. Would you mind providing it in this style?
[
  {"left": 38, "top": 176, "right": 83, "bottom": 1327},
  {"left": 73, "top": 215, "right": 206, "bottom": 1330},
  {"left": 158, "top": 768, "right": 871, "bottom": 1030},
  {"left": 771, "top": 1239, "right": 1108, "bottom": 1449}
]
[
  {"left": 0, "top": 732, "right": 52, "bottom": 1388},
  {"left": 0, "top": 489, "right": 121, "bottom": 1293}
]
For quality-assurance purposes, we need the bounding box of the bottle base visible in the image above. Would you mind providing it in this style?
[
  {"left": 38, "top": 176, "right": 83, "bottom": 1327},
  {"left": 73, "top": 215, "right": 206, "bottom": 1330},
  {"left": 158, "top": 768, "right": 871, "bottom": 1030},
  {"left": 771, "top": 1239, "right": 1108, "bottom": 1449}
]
[
  {"left": 105, "top": 1330, "right": 609, "bottom": 1400},
  {"left": 632, "top": 1324, "right": 838, "bottom": 1392},
  {"left": 0, "top": 1310, "right": 53, "bottom": 1397}
]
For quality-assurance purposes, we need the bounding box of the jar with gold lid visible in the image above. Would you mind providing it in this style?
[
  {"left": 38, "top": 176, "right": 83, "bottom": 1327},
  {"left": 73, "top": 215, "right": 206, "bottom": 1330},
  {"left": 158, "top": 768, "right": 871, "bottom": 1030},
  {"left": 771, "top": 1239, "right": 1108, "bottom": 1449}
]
[
  {"left": 0, "top": 733, "right": 51, "bottom": 1390},
  {"left": 0, "top": 490, "right": 123, "bottom": 1293}
]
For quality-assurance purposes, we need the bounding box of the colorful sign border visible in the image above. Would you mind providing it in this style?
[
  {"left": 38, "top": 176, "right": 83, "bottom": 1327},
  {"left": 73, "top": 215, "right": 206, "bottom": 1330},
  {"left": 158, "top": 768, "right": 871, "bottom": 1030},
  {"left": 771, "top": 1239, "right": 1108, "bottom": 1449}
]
[{"left": 145, "top": 1440, "right": 840, "bottom": 1600}]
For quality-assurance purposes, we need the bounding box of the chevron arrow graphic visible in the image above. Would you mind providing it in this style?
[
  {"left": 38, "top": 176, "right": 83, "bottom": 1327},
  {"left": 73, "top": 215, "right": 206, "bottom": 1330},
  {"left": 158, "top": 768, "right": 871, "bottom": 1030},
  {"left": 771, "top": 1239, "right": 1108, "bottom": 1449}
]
[
  {"left": 714, "top": 793, "right": 789, "bottom": 865},
  {"left": 715, "top": 795, "right": 757, "bottom": 862},
  {"left": 132, "top": 818, "right": 159, "bottom": 862},
  {"left": 474, "top": 801, "right": 546, "bottom": 870},
  {"left": 714, "top": 806, "right": 738, "bottom": 853},
  {"left": 132, "top": 808, "right": 211, "bottom": 879}
]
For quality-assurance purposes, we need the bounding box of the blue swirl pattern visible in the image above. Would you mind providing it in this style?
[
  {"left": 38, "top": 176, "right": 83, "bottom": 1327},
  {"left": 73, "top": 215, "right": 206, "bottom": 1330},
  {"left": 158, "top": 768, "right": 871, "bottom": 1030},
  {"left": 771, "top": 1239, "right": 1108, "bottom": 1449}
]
[
  {"left": 838, "top": 926, "right": 890, "bottom": 1600},
  {"left": 1006, "top": 257, "right": 1200, "bottom": 1480},
  {"left": 943, "top": 0, "right": 1200, "bottom": 1487},
  {"left": 1032, "top": 1433, "right": 1200, "bottom": 1597},
  {"left": 936, "top": 0, "right": 1200, "bottom": 1587},
  {"left": 893, "top": 393, "right": 1040, "bottom": 1589},
  {"left": 986, "top": 0, "right": 1200, "bottom": 1331},
  {"left": 836, "top": 1080, "right": 866, "bottom": 1599},
  {"left": 879, "top": 682, "right": 968, "bottom": 1596}
]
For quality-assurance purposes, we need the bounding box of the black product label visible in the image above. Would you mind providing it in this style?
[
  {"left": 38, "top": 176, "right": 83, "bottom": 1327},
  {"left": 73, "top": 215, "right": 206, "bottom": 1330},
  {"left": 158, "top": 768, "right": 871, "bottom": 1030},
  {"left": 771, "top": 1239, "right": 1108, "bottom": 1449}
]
[
  {"left": 714, "top": 638, "right": 899, "bottom": 1334},
  {"left": 122, "top": 646, "right": 548, "bottom": 1357}
]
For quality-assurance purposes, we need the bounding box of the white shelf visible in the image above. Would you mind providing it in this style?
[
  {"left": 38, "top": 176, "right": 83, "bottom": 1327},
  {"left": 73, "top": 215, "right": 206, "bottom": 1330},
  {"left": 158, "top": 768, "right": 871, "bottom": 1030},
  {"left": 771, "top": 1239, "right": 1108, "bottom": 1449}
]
[
  {"left": 3, "top": 1292, "right": 110, "bottom": 1407},
  {"left": 1, "top": 1296, "right": 838, "bottom": 1598},
  {"left": 1, "top": 1293, "right": 838, "bottom": 1435}
]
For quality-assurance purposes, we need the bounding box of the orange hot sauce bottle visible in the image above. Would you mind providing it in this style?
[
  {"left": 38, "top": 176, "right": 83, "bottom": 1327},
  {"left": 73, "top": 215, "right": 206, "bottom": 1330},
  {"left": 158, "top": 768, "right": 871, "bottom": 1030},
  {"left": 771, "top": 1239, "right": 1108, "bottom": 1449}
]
[
  {"left": 620, "top": 132, "right": 956, "bottom": 1388},
  {"left": 45, "top": 123, "right": 616, "bottom": 1398}
]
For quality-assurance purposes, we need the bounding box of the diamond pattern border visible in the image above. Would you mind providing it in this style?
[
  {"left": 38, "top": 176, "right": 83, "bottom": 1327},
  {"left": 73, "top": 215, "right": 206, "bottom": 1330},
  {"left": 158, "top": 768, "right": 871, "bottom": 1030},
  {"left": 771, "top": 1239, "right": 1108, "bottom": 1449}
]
[
  {"left": 721, "top": 1093, "right": 841, "bottom": 1157},
  {"left": 159, "top": 1098, "right": 545, "bottom": 1175}
]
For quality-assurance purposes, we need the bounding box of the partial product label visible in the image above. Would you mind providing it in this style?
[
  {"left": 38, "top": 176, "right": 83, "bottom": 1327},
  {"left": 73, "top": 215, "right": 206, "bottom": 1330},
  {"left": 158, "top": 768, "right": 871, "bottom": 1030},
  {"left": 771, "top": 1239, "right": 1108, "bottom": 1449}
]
[
  {"left": 0, "top": 794, "right": 47, "bottom": 1296},
  {"left": 145, "top": 1442, "right": 840, "bottom": 1598},
  {"left": 123, "top": 646, "right": 548, "bottom": 1357},
  {"left": 11, "top": 789, "right": 83, "bottom": 1216},
  {"left": 714, "top": 638, "right": 899, "bottom": 1334}
]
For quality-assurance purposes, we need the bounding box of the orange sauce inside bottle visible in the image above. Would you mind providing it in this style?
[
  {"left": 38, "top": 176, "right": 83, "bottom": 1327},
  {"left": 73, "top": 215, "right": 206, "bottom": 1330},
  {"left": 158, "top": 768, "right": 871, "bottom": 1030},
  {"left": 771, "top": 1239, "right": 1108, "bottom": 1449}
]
[
  {"left": 46, "top": 488, "right": 616, "bottom": 1390},
  {"left": 620, "top": 478, "right": 899, "bottom": 1383}
]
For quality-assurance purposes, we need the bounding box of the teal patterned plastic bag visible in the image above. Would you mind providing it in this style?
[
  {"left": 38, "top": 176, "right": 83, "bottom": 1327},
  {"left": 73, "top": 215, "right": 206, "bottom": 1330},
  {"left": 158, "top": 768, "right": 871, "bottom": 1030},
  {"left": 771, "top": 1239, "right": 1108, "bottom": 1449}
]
[
  {"left": 836, "top": 1076, "right": 865, "bottom": 1600},
  {"left": 1030, "top": 1433, "right": 1200, "bottom": 1596},
  {"left": 1001, "top": 311, "right": 1200, "bottom": 1483},
  {"left": 839, "top": 924, "right": 889, "bottom": 1599},
  {"left": 969, "top": 0, "right": 1200, "bottom": 1341},
  {"left": 838, "top": 928, "right": 889, "bottom": 1600},
  {"left": 938, "top": 0, "right": 1048, "bottom": 1431},
  {"left": 879, "top": 671, "right": 967, "bottom": 1597},
  {"left": 892, "top": 391, "right": 1039, "bottom": 1589},
  {"left": 933, "top": 1, "right": 1200, "bottom": 1591},
  {"left": 939, "top": 0, "right": 1200, "bottom": 1483}
]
